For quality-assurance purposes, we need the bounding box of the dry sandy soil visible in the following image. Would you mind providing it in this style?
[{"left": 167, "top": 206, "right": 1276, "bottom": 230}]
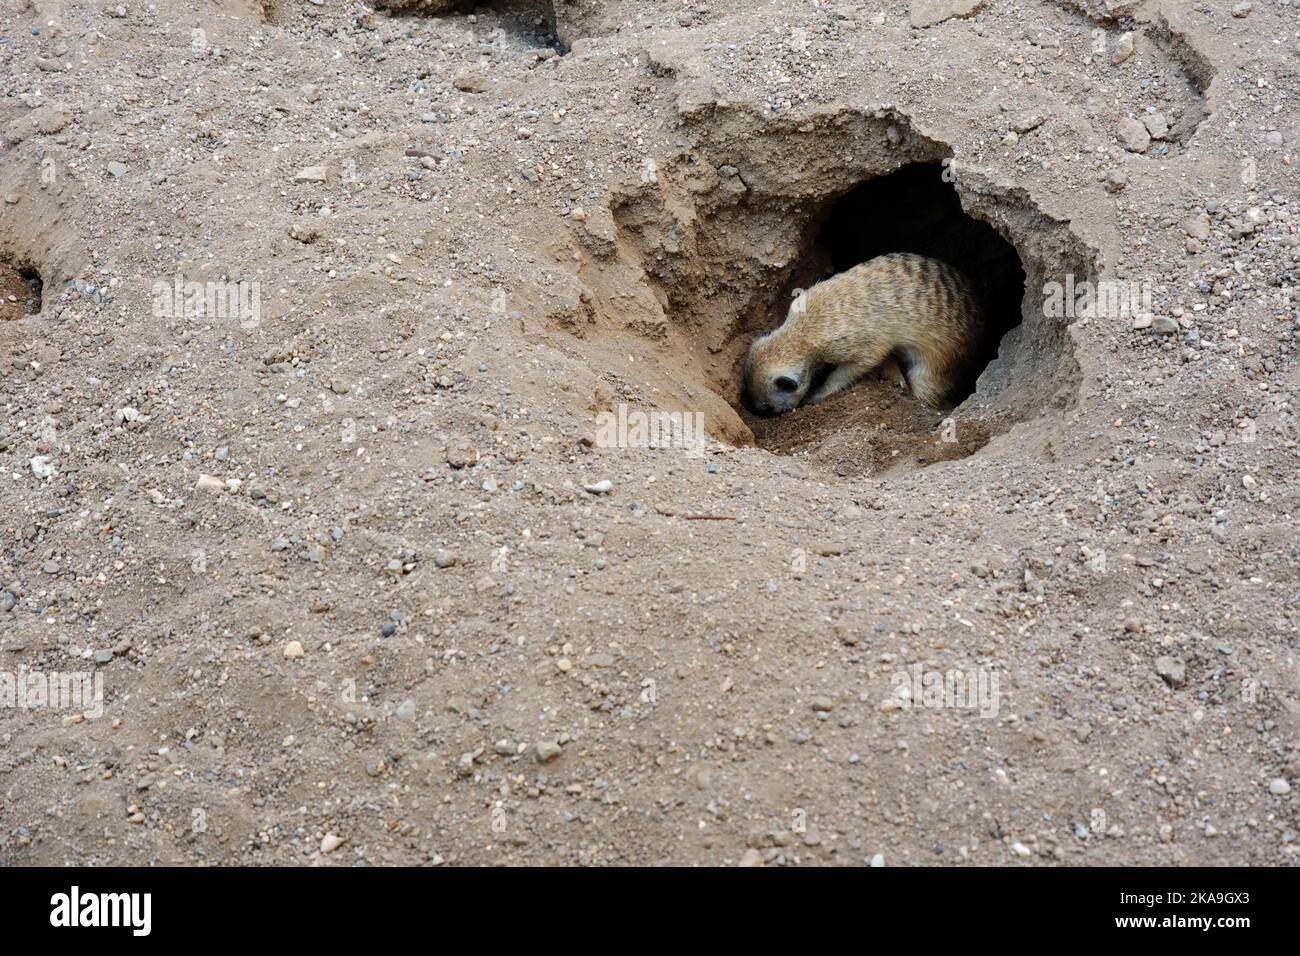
[{"left": 0, "top": 0, "right": 1297, "bottom": 866}]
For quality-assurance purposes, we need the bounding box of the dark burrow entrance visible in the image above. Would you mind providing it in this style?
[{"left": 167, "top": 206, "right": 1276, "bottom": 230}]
[
  {"left": 743, "top": 163, "right": 1028, "bottom": 474},
  {"left": 376, "top": 0, "right": 567, "bottom": 53},
  {"left": 0, "top": 259, "right": 43, "bottom": 322},
  {"left": 481, "top": 0, "right": 566, "bottom": 53}
]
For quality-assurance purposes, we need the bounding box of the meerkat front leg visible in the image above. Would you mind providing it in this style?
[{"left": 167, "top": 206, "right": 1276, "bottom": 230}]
[{"left": 805, "top": 362, "right": 869, "bottom": 405}]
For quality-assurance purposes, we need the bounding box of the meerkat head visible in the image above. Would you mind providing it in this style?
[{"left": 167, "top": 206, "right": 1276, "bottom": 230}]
[{"left": 743, "top": 325, "right": 817, "bottom": 416}]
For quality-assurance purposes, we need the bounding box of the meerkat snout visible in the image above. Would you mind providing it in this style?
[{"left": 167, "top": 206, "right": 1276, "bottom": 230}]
[{"left": 743, "top": 253, "right": 985, "bottom": 415}]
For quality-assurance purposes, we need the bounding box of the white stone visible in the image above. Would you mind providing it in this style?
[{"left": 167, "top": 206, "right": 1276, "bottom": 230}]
[
  {"left": 195, "top": 473, "right": 225, "bottom": 493},
  {"left": 320, "top": 833, "right": 344, "bottom": 853}
]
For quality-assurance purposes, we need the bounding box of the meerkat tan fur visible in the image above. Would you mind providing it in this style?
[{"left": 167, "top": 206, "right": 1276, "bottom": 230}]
[{"left": 744, "top": 252, "right": 985, "bottom": 415}]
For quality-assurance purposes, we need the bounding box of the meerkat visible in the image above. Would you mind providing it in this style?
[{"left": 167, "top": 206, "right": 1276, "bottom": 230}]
[{"left": 744, "top": 252, "right": 986, "bottom": 416}]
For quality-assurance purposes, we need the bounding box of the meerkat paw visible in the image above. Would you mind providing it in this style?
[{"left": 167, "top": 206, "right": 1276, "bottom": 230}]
[{"left": 805, "top": 363, "right": 867, "bottom": 405}]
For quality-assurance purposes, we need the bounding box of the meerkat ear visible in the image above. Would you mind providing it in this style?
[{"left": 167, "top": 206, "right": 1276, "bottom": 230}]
[{"left": 774, "top": 375, "right": 799, "bottom": 393}]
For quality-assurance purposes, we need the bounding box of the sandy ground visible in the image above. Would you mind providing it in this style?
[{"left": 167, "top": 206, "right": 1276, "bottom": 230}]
[{"left": 0, "top": 0, "right": 1297, "bottom": 866}]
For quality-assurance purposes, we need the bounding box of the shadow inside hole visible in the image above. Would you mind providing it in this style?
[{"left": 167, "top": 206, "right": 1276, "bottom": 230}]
[
  {"left": 19, "top": 266, "right": 43, "bottom": 296},
  {"left": 780, "top": 161, "right": 1027, "bottom": 407},
  {"left": 376, "top": 1, "right": 567, "bottom": 53},
  {"left": 471, "top": 0, "right": 568, "bottom": 53}
]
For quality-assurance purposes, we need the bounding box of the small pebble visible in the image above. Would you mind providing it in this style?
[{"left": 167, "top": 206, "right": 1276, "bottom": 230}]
[
  {"left": 1110, "top": 32, "right": 1134, "bottom": 65},
  {"left": 320, "top": 833, "right": 344, "bottom": 854},
  {"left": 195, "top": 474, "right": 225, "bottom": 494},
  {"left": 1155, "top": 655, "right": 1186, "bottom": 688},
  {"left": 535, "top": 739, "right": 563, "bottom": 763}
]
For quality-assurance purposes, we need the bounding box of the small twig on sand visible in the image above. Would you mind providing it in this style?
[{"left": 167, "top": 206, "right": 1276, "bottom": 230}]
[{"left": 655, "top": 507, "right": 736, "bottom": 521}]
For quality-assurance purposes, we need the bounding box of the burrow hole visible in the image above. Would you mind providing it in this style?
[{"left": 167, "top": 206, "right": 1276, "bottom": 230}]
[
  {"left": 378, "top": 1, "right": 567, "bottom": 54},
  {"left": 743, "top": 163, "right": 1027, "bottom": 473},
  {"left": 478, "top": 0, "right": 566, "bottom": 53},
  {"left": 0, "top": 259, "right": 43, "bottom": 322}
]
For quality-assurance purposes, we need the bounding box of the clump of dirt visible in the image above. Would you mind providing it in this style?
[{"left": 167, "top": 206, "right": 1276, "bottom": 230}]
[{"left": 0, "top": 260, "right": 42, "bottom": 321}]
